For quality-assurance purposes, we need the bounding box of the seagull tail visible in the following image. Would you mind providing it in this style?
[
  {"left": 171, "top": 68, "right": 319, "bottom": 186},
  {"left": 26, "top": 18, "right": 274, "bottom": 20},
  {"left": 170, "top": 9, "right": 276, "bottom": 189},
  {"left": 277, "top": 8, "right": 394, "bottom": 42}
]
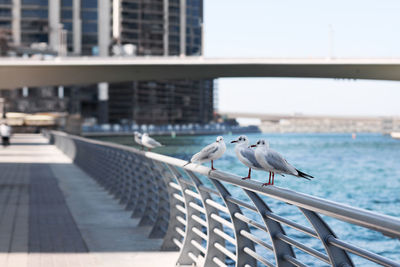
[
  {"left": 184, "top": 152, "right": 201, "bottom": 167},
  {"left": 296, "top": 169, "right": 314, "bottom": 180}
]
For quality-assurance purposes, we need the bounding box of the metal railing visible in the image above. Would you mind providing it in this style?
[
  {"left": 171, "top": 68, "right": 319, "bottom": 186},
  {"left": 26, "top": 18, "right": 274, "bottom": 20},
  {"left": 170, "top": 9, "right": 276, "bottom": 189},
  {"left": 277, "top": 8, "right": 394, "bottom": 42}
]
[{"left": 48, "top": 131, "right": 400, "bottom": 267}]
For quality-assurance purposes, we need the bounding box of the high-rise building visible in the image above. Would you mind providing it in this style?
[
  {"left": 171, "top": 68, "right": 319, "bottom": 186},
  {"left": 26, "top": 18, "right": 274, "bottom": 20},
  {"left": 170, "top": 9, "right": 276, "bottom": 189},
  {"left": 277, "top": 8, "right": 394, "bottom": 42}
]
[
  {"left": 107, "top": 0, "right": 212, "bottom": 124},
  {"left": 0, "top": 0, "right": 214, "bottom": 125}
]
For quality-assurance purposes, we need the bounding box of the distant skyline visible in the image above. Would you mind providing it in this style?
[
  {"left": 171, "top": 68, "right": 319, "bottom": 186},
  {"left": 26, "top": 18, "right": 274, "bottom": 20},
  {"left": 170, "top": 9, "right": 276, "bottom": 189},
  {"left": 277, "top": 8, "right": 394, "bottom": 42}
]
[{"left": 204, "top": 0, "right": 400, "bottom": 116}]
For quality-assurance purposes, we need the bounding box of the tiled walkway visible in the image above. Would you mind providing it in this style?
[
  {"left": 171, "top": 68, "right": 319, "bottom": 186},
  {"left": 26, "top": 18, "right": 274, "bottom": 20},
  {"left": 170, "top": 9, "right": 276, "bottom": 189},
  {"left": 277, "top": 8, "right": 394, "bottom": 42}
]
[{"left": 0, "top": 134, "right": 178, "bottom": 267}]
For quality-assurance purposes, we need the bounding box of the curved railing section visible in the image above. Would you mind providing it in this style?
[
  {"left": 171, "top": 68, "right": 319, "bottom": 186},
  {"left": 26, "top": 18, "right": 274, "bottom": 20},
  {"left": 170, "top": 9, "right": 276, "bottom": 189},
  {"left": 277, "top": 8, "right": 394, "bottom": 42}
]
[{"left": 48, "top": 131, "right": 400, "bottom": 267}]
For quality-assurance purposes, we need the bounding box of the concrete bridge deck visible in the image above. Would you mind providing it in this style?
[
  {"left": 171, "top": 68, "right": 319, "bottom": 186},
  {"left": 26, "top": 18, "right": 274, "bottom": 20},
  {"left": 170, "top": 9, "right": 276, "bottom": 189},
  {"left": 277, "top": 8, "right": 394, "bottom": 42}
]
[{"left": 0, "top": 134, "right": 177, "bottom": 267}]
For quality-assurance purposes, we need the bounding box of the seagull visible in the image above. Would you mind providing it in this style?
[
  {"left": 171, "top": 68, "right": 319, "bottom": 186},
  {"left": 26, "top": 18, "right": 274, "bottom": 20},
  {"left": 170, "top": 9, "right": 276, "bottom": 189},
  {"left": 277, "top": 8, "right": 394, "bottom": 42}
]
[
  {"left": 141, "top": 133, "right": 163, "bottom": 151},
  {"left": 252, "top": 139, "right": 313, "bottom": 186},
  {"left": 134, "top": 132, "right": 144, "bottom": 150},
  {"left": 184, "top": 136, "right": 226, "bottom": 170},
  {"left": 231, "top": 135, "right": 263, "bottom": 180}
]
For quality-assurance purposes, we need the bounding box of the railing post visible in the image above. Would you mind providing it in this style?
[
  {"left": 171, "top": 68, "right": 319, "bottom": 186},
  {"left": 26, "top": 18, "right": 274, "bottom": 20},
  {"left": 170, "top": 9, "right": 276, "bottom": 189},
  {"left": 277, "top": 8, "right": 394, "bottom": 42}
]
[
  {"left": 210, "top": 179, "right": 256, "bottom": 267},
  {"left": 130, "top": 156, "right": 148, "bottom": 218},
  {"left": 154, "top": 162, "right": 185, "bottom": 251},
  {"left": 137, "top": 158, "right": 159, "bottom": 226},
  {"left": 184, "top": 170, "right": 225, "bottom": 267},
  {"left": 124, "top": 155, "right": 141, "bottom": 211},
  {"left": 167, "top": 165, "right": 205, "bottom": 265},
  {"left": 300, "top": 208, "right": 354, "bottom": 267},
  {"left": 147, "top": 160, "right": 170, "bottom": 239},
  {"left": 244, "top": 190, "right": 296, "bottom": 267}
]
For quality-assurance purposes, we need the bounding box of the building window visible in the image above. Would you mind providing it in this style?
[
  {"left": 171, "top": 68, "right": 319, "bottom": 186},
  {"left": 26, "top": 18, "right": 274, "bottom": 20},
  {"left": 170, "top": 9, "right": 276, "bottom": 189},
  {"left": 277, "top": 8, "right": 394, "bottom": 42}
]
[
  {"left": 81, "top": 0, "right": 97, "bottom": 9},
  {"left": 22, "top": 0, "right": 48, "bottom": 6},
  {"left": 21, "top": 9, "right": 48, "bottom": 18}
]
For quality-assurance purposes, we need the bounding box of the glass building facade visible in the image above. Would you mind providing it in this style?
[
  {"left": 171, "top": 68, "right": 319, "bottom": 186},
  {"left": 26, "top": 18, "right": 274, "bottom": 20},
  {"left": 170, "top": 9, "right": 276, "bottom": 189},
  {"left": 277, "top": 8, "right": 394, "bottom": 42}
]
[
  {"left": 108, "top": 0, "right": 213, "bottom": 125},
  {"left": 0, "top": 0, "right": 214, "bottom": 125},
  {"left": 21, "top": 0, "right": 48, "bottom": 45}
]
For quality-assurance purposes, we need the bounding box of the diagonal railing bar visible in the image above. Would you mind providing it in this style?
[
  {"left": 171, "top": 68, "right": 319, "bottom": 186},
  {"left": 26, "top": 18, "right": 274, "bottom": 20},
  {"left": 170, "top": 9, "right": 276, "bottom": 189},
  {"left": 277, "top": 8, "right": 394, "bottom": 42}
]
[{"left": 48, "top": 131, "right": 400, "bottom": 267}]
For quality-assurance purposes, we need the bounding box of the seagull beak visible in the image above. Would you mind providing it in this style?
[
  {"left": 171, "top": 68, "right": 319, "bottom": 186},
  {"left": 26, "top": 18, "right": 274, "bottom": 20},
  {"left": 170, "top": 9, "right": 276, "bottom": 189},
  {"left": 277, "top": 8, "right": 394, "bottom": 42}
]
[
  {"left": 249, "top": 145, "right": 256, "bottom": 148},
  {"left": 230, "top": 140, "right": 238, "bottom": 143}
]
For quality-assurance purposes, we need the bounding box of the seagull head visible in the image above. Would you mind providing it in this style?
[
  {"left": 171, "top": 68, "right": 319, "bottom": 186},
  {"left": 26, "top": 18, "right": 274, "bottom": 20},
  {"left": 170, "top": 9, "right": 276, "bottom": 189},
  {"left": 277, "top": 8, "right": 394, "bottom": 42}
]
[
  {"left": 250, "top": 139, "right": 269, "bottom": 148},
  {"left": 216, "top": 136, "right": 224, "bottom": 143},
  {"left": 142, "top": 133, "right": 149, "bottom": 137},
  {"left": 134, "top": 131, "right": 141, "bottom": 137},
  {"left": 230, "top": 135, "right": 249, "bottom": 145}
]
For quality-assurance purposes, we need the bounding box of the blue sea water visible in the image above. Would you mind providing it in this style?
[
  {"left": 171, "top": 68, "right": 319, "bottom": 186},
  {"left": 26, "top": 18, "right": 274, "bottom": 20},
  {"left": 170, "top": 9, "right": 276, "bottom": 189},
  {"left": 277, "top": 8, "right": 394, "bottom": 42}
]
[{"left": 94, "top": 133, "right": 400, "bottom": 266}]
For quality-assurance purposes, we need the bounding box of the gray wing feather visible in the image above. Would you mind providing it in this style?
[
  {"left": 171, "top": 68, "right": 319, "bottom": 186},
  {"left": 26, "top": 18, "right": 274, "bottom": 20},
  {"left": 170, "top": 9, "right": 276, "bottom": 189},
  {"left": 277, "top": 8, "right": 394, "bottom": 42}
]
[
  {"left": 148, "top": 138, "right": 162, "bottom": 147},
  {"left": 265, "top": 150, "right": 297, "bottom": 175},
  {"left": 240, "top": 149, "right": 263, "bottom": 169},
  {"left": 200, "top": 143, "right": 218, "bottom": 160},
  {"left": 192, "top": 143, "right": 218, "bottom": 162}
]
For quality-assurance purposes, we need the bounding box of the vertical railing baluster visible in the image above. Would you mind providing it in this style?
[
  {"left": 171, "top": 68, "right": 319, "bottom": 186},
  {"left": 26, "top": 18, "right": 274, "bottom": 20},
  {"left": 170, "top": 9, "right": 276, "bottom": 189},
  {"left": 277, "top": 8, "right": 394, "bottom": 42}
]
[
  {"left": 138, "top": 158, "right": 159, "bottom": 226},
  {"left": 153, "top": 162, "right": 185, "bottom": 251},
  {"left": 244, "top": 189, "right": 296, "bottom": 267},
  {"left": 184, "top": 170, "right": 225, "bottom": 267},
  {"left": 118, "top": 153, "right": 132, "bottom": 205},
  {"left": 124, "top": 155, "right": 141, "bottom": 211},
  {"left": 167, "top": 164, "right": 205, "bottom": 266},
  {"left": 130, "top": 156, "right": 148, "bottom": 218},
  {"left": 300, "top": 208, "right": 354, "bottom": 267},
  {"left": 210, "top": 179, "right": 256, "bottom": 267},
  {"left": 147, "top": 160, "right": 171, "bottom": 238}
]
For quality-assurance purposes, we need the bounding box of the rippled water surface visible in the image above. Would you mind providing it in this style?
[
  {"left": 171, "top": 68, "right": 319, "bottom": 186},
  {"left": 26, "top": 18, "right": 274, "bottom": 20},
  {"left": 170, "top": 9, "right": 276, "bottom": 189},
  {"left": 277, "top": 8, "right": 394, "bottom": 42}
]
[{"left": 93, "top": 133, "right": 400, "bottom": 266}]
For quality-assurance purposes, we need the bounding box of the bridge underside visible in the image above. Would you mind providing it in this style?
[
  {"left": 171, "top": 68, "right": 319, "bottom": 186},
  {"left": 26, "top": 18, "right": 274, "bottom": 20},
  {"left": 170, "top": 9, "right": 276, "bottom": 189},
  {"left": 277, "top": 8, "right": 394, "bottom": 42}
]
[
  {"left": 1, "top": 58, "right": 400, "bottom": 89},
  {"left": 0, "top": 134, "right": 177, "bottom": 267}
]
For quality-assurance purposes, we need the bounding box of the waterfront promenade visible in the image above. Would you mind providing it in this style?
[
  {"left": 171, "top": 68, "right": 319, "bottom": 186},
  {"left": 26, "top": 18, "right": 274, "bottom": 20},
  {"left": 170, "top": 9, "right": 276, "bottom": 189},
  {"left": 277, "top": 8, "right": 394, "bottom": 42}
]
[
  {"left": 0, "top": 133, "right": 399, "bottom": 267},
  {"left": 0, "top": 134, "right": 178, "bottom": 267}
]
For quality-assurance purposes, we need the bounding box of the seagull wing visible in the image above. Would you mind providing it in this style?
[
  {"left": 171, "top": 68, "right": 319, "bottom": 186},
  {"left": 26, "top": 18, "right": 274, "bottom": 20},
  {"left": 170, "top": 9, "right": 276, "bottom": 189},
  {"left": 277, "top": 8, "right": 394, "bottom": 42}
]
[
  {"left": 191, "top": 142, "right": 219, "bottom": 162},
  {"left": 147, "top": 137, "right": 162, "bottom": 147},
  {"left": 240, "top": 148, "right": 263, "bottom": 169},
  {"left": 265, "top": 150, "right": 297, "bottom": 175}
]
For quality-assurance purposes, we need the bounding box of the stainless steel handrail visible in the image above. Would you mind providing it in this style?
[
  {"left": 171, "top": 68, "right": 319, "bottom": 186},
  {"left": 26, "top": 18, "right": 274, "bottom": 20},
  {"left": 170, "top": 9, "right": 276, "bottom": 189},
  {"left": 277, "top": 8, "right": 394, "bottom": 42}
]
[{"left": 48, "top": 131, "right": 400, "bottom": 267}]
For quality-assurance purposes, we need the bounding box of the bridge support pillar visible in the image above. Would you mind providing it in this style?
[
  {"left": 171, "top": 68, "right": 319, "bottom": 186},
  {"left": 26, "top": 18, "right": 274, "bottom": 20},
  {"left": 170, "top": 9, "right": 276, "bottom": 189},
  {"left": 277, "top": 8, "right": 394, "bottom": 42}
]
[{"left": 98, "top": 82, "right": 109, "bottom": 124}]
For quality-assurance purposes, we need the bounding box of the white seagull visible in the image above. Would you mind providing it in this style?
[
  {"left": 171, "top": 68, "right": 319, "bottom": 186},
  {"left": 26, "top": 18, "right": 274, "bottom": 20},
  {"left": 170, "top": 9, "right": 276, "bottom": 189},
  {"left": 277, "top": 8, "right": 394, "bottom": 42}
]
[
  {"left": 141, "top": 133, "right": 163, "bottom": 151},
  {"left": 231, "top": 135, "right": 263, "bottom": 180},
  {"left": 252, "top": 139, "right": 313, "bottom": 186},
  {"left": 134, "top": 132, "right": 144, "bottom": 150},
  {"left": 185, "top": 136, "right": 226, "bottom": 170}
]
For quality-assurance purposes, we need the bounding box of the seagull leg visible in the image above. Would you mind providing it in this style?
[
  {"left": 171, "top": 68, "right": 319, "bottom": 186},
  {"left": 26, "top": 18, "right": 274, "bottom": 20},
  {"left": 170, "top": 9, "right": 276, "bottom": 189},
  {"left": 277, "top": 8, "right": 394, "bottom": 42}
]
[
  {"left": 272, "top": 172, "right": 275, "bottom": 185},
  {"left": 211, "top": 160, "right": 216, "bottom": 171},
  {"left": 262, "top": 172, "right": 272, "bottom": 186},
  {"left": 242, "top": 168, "right": 251, "bottom": 180},
  {"left": 148, "top": 148, "right": 151, "bottom": 152},
  {"left": 141, "top": 145, "right": 144, "bottom": 150}
]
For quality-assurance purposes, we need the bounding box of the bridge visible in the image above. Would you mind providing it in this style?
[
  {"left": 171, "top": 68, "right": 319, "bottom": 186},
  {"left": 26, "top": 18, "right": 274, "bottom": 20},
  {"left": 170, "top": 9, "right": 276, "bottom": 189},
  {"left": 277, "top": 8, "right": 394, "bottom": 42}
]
[
  {"left": 0, "top": 131, "right": 398, "bottom": 266},
  {"left": 2, "top": 57, "right": 400, "bottom": 89},
  {"left": 219, "top": 112, "right": 398, "bottom": 121}
]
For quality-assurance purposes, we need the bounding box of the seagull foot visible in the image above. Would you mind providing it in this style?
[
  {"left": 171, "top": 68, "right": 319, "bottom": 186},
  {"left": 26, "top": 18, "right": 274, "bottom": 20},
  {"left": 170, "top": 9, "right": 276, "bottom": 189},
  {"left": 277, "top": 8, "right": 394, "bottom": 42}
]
[
  {"left": 211, "top": 167, "right": 217, "bottom": 171},
  {"left": 242, "top": 177, "right": 251, "bottom": 180},
  {"left": 262, "top": 182, "right": 273, "bottom": 186}
]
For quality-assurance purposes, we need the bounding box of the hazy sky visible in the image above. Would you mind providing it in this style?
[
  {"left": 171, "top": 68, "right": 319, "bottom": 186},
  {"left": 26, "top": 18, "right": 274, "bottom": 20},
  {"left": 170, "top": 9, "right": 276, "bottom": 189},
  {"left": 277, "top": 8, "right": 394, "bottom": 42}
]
[{"left": 204, "top": 0, "right": 400, "bottom": 116}]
